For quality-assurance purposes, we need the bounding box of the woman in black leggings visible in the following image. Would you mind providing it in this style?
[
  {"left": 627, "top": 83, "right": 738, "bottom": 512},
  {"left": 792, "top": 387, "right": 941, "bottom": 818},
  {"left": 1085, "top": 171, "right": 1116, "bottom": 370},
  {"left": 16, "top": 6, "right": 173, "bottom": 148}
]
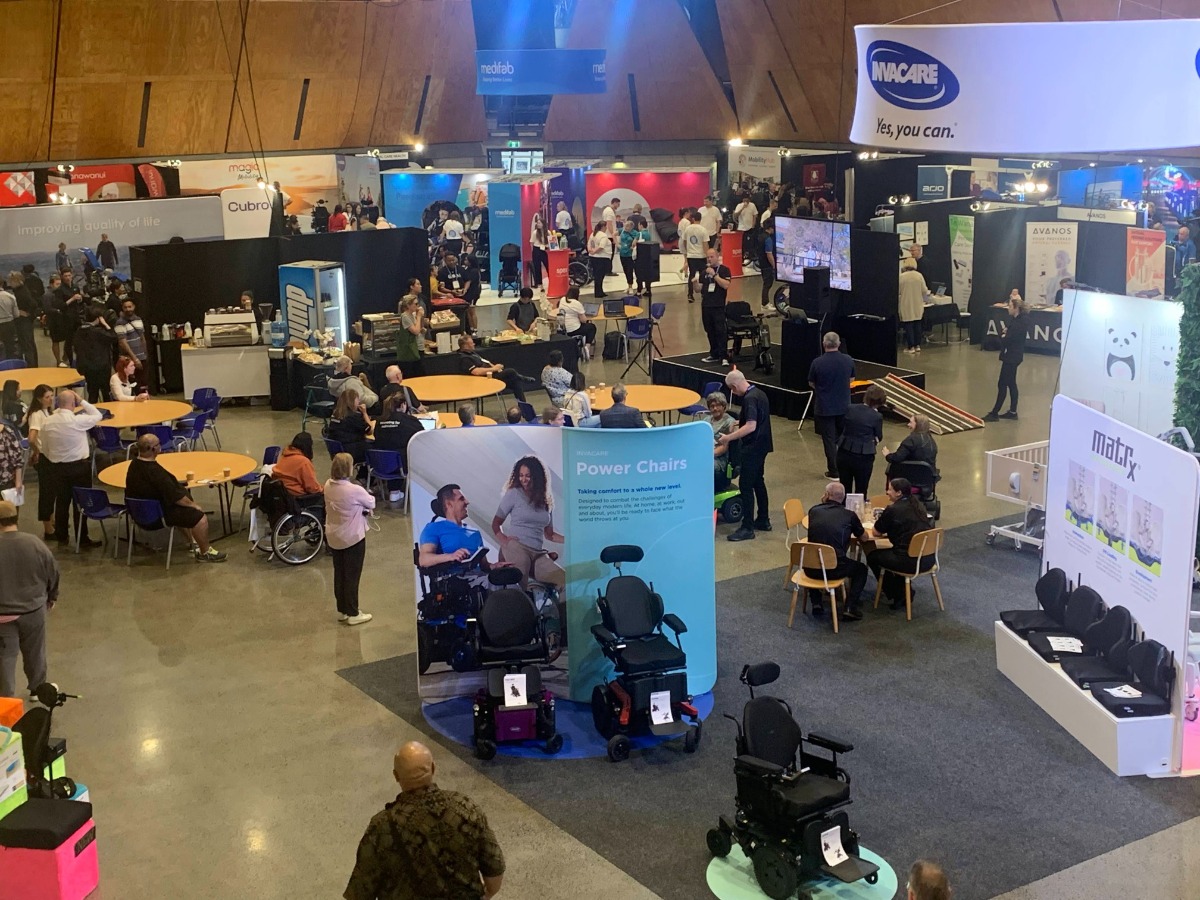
[{"left": 984, "top": 294, "right": 1027, "bottom": 422}]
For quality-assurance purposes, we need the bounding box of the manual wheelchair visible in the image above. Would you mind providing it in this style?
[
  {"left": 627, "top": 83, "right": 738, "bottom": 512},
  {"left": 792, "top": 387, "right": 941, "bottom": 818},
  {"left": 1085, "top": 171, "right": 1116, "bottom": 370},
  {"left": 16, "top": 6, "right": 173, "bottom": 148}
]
[
  {"left": 249, "top": 476, "right": 325, "bottom": 565},
  {"left": 707, "top": 662, "right": 878, "bottom": 899},
  {"left": 589, "top": 544, "right": 701, "bottom": 762},
  {"left": 470, "top": 567, "right": 563, "bottom": 759}
]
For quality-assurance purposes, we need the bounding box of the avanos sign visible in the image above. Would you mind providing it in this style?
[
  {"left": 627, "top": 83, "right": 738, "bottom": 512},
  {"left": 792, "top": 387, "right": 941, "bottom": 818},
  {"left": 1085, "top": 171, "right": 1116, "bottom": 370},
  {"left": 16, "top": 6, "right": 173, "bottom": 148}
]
[{"left": 866, "top": 41, "right": 959, "bottom": 110}]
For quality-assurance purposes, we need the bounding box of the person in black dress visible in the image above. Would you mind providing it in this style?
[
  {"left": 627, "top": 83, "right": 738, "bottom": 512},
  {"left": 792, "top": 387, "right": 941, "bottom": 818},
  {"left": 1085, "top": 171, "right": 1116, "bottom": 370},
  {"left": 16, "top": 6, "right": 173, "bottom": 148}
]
[
  {"left": 866, "top": 477, "right": 931, "bottom": 609},
  {"left": 326, "top": 391, "right": 373, "bottom": 465},
  {"left": 836, "top": 384, "right": 885, "bottom": 496},
  {"left": 984, "top": 294, "right": 1027, "bottom": 421}
]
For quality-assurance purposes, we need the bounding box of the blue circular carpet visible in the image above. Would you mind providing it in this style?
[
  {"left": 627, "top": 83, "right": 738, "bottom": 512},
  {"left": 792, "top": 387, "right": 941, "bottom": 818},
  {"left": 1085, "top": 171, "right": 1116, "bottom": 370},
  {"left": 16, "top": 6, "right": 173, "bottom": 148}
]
[
  {"left": 707, "top": 845, "right": 897, "bottom": 899},
  {"left": 423, "top": 692, "right": 714, "bottom": 760}
]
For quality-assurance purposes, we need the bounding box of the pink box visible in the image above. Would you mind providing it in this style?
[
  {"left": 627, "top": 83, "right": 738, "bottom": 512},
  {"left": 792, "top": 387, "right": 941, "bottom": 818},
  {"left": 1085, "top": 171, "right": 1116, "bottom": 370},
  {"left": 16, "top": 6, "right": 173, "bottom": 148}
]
[{"left": 0, "top": 800, "right": 99, "bottom": 900}]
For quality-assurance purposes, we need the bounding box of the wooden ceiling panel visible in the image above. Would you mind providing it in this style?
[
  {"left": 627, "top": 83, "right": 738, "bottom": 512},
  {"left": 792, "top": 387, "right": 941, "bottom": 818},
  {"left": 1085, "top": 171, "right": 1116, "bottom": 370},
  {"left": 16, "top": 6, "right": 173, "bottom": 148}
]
[
  {"left": 0, "top": 1, "right": 57, "bottom": 163},
  {"left": 545, "top": 0, "right": 738, "bottom": 142}
]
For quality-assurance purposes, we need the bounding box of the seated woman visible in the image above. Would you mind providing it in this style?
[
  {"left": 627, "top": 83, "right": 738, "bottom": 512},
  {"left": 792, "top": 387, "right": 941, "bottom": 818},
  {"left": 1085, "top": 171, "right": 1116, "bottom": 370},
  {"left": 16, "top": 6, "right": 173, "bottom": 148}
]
[
  {"left": 866, "top": 477, "right": 931, "bottom": 610},
  {"left": 1, "top": 380, "right": 26, "bottom": 427},
  {"left": 271, "top": 432, "right": 324, "bottom": 516},
  {"left": 541, "top": 349, "right": 573, "bottom": 407},
  {"left": 327, "top": 391, "right": 374, "bottom": 465},
  {"left": 705, "top": 392, "right": 738, "bottom": 490},
  {"left": 883, "top": 413, "right": 939, "bottom": 479},
  {"left": 490, "top": 455, "right": 565, "bottom": 590},
  {"left": 109, "top": 356, "right": 148, "bottom": 402},
  {"left": 373, "top": 392, "right": 425, "bottom": 465},
  {"left": 561, "top": 371, "right": 597, "bottom": 427}
]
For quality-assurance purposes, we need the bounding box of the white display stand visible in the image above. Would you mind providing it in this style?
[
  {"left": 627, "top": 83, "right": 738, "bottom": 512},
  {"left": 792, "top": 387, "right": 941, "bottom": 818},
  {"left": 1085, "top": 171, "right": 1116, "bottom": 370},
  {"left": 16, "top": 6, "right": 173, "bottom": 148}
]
[
  {"left": 181, "top": 344, "right": 270, "bottom": 398},
  {"left": 995, "top": 623, "right": 1175, "bottom": 777}
]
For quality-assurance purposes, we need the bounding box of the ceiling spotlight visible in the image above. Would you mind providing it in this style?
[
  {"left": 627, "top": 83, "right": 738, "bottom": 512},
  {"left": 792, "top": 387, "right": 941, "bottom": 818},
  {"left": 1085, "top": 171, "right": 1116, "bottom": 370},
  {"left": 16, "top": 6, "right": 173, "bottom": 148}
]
[
  {"left": 414, "top": 143, "right": 425, "bottom": 153},
  {"left": 1023, "top": 181, "right": 1037, "bottom": 193},
  {"left": 256, "top": 179, "right": 267, "bottom": 190},
  {"left": 777, "top": 146, "right": 791, "bottom": 157},
  {"left": 1037, "top": 182, "right": 1049, "bottom": 192},
  {"left": 888, "top": 195, "right": 899, "bottom": 204},
  {"left": 367, "top": 148, "right": 380, "bottom": 158},
  {"left": 1137, "top": 159, "right": 1144, "bottom": 164},
  {"left": 729, "top": 137, "right": 744, "bottom": 147}
]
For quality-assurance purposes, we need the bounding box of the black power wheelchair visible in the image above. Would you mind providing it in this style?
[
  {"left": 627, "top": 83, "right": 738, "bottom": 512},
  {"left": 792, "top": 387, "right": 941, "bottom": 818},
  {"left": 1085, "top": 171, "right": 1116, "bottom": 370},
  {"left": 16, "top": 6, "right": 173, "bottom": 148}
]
[
  {"left": 470, "top": 566, "right": 563, "bottom": 760},
  {"left": 414, "top": 544, "right": 491, "bottom": 675},
  {"left": 589, "top": 544, "right": 701, "bottom": 762},
  {"left": 886, "top": 459, "right": 941, "bottom": 521},
  {"left": 707, "top": 662, "right": 878, "bottom": 899}
]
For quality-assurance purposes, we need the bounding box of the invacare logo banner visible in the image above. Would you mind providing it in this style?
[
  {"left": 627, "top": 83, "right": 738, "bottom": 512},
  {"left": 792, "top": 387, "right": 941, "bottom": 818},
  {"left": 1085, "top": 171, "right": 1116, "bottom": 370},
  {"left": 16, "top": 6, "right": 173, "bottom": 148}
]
[{"left": 851, "top": 21, "right": 1200, "bottom": 153}]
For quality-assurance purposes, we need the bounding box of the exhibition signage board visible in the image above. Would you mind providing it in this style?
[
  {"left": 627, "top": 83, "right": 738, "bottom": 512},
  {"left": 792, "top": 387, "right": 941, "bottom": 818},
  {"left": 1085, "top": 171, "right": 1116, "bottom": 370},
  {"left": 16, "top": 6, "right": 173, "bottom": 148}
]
[
  {"left": 728, "top": 148, "right": 781, "bottom": 183},
  {"left": 947, "top": 215, "right": 972, "bottom": 305},
  {"left": 1056, "top": 207, "right": 1138, "bottom": 226},
  {"left": 488, "top": 182, "right": 523, "bottom": 289},
  {"left": 408, "top": 423, "right": 716, "bottom": 704},
  {"left": 584, "top": 171, "right": 710, "bottom": 248},
  {"left": 1126, "top": 229, "right": 1167, "bottom": 299},
  {"left": 380, "top": 172, "right": 463, "bottom": 229},
  {"left": 179, "top": 155, "right": 338, "bottom": 214},
  {"left": 0, "top": 172, "right": 36, "bottom": 208},
  {"left": 543, "top": 166, "right": 587, "bottom": 242},
  {"left": 916, "top": 166, "right": 949, "bottom": 201},
  {"left": 1059, "top": 290, "right": 1182, "bottom": 438},
  {"left": 850, "top": 22, "right": 1200, "bottom": 153},
  {"left": 1044, "top": 395, "right": 1198, "bottom": 771},
  {"left": 1024, "top": 222, "right": 1077, "bottom": 306},
  {"left": 220, "top": 188, "right": 274, "bottom": 240},
  {"left": 475, "top": 48, "right": 606, "bottom": 95}
]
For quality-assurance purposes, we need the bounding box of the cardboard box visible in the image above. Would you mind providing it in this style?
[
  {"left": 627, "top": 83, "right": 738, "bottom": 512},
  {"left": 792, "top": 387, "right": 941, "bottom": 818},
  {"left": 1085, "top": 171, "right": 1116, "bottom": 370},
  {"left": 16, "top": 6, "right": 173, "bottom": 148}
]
[{"left": 0, "top": 730, "right": 26, "bottom": 821}]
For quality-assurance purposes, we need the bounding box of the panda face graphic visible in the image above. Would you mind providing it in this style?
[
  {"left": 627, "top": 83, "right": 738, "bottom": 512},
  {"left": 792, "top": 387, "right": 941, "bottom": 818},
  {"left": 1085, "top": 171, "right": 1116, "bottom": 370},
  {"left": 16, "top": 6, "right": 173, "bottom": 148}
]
[{"left": 1105, "top": 327, "right": 1137, "bottom": 380}]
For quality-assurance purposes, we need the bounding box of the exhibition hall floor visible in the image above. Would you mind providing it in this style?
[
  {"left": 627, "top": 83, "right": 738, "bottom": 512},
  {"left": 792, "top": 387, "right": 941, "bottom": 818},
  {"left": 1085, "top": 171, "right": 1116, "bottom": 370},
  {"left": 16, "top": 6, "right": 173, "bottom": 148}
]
[{"left": 19, "top": 276, "right": 1195, "bottom": 899}]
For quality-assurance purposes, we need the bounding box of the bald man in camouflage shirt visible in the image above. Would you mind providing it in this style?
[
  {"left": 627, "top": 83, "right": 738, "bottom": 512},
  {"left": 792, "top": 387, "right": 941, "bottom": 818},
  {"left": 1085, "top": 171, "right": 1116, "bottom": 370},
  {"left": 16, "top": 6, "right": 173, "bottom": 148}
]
[{"left": 345, "top": 741, "right": 505, "bottom": 900}]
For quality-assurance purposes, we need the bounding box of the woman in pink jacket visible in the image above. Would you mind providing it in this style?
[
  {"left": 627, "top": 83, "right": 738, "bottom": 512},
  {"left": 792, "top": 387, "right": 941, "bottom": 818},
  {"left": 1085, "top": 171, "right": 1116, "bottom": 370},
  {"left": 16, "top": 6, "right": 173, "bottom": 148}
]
[{"left": 324, "top": 452, "right": 376, "bottom": 625}]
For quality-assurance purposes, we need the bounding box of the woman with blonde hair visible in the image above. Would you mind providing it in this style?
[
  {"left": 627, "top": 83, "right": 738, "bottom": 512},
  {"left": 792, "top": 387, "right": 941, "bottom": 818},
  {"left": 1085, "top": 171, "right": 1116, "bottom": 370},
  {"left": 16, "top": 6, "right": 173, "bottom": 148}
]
[
  {"left": 324, "top": 452, "right": 375, "bottom": 625},
  {"left": 984, "top": 291, "right": 1028, "bottom": 421},
  {"left": 884, "top": 413, "right": 939, "bottom": 477},
  {"left": 898, "top": 257, "right": 930, "bottom": 353},
  {"left": 396, "top": 292, "right": 425, "bottom": 377},
  {"left": 327, "top": 390, "right": 373, "bottom": 464}
]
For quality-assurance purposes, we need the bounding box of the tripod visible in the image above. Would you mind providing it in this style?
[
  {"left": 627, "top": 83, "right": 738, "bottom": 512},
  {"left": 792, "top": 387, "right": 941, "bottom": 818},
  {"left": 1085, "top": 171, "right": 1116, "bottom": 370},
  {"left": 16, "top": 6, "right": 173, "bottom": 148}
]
[{"left": 621, "top": 319, "right": 662, "bottom": 379}]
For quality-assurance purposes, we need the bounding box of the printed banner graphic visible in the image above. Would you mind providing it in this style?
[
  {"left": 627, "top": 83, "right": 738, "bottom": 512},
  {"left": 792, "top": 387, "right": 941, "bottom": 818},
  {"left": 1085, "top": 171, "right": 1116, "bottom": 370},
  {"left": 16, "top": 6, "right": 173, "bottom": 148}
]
[
  {"left": 948, "top": 215, "right": 973, "bottom": 305},
  {"left": 584, "top": 171, "right": 710, "bottom": 249},
  {"left": 1058, "top": 290, "right": 1182, "bottom": 438},
  {"left": 1125, "top": 228, "right": 1166, "bottom": 299},
  {"left": 0, "top": 172, "right": 36, "bottom": 208},
  {"left": 476, "top": 48, "right": 606, "bottom": 95},
  {"left": 179, "top": 154, "right": 337, "bottom": 214},
  {"left": 916, "top": 166, "right": 949, "bottom": 200},
  {"left": 407, "top": 423, "right": 716, "bottom": 705},
  {"left": 1024, "top": 222, "right": 1077, "bottom": 305},
  {"left": 221, "top": 188, "right": 274, "bottom": 241},
  {"left": 69, "top": 165, "right": 136, "bottom": 201},
  {"left": 728, "top": 148, "right": 781, "bottom": 183},
  {"left": 850, "top": 21, "right": 1200, "bottom": 152}
]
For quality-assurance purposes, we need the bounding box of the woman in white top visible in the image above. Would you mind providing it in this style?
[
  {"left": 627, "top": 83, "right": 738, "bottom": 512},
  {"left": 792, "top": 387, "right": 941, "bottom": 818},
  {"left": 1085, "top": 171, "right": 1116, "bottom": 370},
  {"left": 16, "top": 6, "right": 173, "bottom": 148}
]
[
  {"left": 110, "top": 355, "right": 149, "bottom": 402},
  {"left": 490, "top": 455, "right": 564, "bottom": 590},
  {"left": 24, "top": 384, "right": 56, "bottom": 538},
  {"left": 558, "top": 286, "right": 597, "bottom": 353},
  {"left": 530, "top": 214, "right": 549, "bottom": 291},
  {"left": 587, "top": 223, "right": 613, "bottom": 298},
  {"left": 442, "top": 213, "right": 465, "bottom": 256},
  {"left": 324, "top": 451, "right": 377, "bottom": 625},
  {"left": 898, "top": 258, "right": 931, "bottom": 353}
]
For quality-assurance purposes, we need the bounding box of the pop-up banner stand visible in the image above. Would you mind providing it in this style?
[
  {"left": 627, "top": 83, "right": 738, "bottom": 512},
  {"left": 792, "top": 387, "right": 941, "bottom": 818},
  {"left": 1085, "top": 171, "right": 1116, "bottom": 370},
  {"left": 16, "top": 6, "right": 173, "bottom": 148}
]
[
  {"left": 998, "top": 396, "right": 1200, "bottom": 777},
  {"left": 851, "top": 21, "right": 1200, "bottom": 154}
]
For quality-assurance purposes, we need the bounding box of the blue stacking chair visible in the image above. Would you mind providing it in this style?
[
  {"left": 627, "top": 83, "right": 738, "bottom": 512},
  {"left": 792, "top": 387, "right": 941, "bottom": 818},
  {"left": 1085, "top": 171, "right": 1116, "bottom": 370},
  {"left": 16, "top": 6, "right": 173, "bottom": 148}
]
[
  {"left": 172, "top": 413, "right": 209, "bottom": 451},
  {"left": 122, "top": 498, "right": 178, "bottom": 569},
  {"left": 366, "top": 449, "right": 407, "bottom": 510},
  {"left": 0, "top": 360, "right": 27, "bottom": 371},
  {"left": 91, "top": 426, "right": 132, "bottom": 477},
  {"left": 235, "top": 446, "right": 282, "bottom": 531},
  {"left": 71, "top": 487, "right": 125, "bottom": 555},
  {"left": 192, "top": 388, "right": 222, "bottom": 449}
]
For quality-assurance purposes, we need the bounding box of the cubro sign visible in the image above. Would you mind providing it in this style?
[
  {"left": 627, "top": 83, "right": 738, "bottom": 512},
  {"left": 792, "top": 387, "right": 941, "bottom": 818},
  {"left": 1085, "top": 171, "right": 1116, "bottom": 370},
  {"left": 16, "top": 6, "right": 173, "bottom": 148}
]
[{"left": 220, "top": 187, "right": 273, "bottom": 240}]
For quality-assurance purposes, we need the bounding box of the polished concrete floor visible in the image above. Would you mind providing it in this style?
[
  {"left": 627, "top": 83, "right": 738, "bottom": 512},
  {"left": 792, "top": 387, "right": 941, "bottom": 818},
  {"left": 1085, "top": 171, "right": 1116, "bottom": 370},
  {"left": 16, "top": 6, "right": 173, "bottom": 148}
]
[{"left": 13, "top": 274, "right": 1192, "bottom": 899}]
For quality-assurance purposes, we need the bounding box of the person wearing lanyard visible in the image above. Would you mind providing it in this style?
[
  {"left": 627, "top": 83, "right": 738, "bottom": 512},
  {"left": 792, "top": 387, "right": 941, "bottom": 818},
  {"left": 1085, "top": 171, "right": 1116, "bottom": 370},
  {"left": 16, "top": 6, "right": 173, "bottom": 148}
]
[
  {"left": 695, "top": 248, "right": 732, "bottom": 364},
  {"left": 587, "top": 224, "right": 613, "bottom": 299},
  {"left": 719, "top": 369, "right": 774, "bottom": 541},
  {"left": 436, "top": 255, "right": 467, "bottom": 301},
  {"left": 37, "top": 389, "right": 102, "bottom": 546},
  {"left": 442, "top": 213, "right": 465, "bottom": 257}
]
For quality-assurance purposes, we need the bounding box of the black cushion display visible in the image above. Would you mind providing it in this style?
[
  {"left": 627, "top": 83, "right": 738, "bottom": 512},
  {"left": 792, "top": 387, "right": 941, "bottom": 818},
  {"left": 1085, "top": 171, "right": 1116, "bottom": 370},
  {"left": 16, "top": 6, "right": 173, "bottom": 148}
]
[
  {"left": 765, "top": 773, "right": 850, "bottom": 819},
  {"left": 1088, "top": 682, "right": 1173, "bottom": 717},
  {"left": 1060, "top": 653, "right": 1130, "bottom": 689},
  {"left": 1028, "top": 631, "right": 1095, "bottom": 663},
  {"left": 1000, "top": 568, "right": 1069, "bottom": 636},
  {"left": 0, "top": 799, "right": 93, "bottom": 850},
  {"left": 611, "top": 634, "right": 686, "bottom": 675},
  {"left": 1089, "top": 640, "right": 1175, "bottom": 717},
  {"left": 1000, "top": 609, "right": 1062, "bottom": 637}
]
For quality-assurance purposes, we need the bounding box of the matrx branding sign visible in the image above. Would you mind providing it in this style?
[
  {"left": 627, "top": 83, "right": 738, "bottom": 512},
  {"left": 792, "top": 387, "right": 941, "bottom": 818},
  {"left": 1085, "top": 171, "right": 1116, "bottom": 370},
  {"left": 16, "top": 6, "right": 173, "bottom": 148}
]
[{"left": 1092, "top": 430, "right": 1139, "bottom": 482}]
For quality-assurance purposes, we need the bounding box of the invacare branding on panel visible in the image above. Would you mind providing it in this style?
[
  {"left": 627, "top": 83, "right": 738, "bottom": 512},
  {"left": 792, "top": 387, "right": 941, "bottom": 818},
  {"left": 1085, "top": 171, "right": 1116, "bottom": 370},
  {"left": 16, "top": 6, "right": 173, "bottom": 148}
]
[{"left": 866, "top": 41, "right": 959, "bottom": 110}]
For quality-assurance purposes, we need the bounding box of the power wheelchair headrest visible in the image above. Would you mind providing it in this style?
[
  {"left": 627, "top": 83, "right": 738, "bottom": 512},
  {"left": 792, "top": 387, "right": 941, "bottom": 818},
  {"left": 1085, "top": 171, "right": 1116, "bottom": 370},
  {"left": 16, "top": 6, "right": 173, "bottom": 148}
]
[
  {"left": 600, "top": 544, "right": 644, "bottom": 565},
  {"left": 487, "top": 566, "right": 524, "bottom": 587},
  {"left": 741, "top": 662, "right": 780, "bottom": 688}
]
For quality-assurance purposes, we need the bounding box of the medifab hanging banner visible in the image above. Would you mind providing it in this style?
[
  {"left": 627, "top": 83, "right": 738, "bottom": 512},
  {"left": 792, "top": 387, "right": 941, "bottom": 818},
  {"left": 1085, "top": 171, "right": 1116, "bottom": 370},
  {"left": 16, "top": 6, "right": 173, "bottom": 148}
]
[{"left": 851, "top": 21, "right": 1200, "bottom": 153}]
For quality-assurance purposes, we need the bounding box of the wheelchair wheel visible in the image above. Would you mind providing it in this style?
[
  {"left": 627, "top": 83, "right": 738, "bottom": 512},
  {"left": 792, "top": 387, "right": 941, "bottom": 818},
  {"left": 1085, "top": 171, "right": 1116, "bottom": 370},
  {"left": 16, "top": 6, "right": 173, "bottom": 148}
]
[
  {"left": 591, "top": 685, "right": 615, "bottom": 738},
  {"left": 684, "top": 724, "right": 700, "bottom": 753},
  {"left": 752, "top": 846, "right": 798, "bottom": 900},
  {"left": 272, "top": 511, "right": 324, "bottom": 565},
  {"left": 475, "top": 738, "right": 497, "bottom": 761},
  {"left": 706, "top": 827, "right": 732, "bottom": 858},
  {"left": 606, "top": 734, "right": 630, "bottom": 762},
  {"left": 450, "top": 640, "right": 476, "bottom": 673},
  {"left": 417, "top": 627, "right": 431, "bottom": 675},
  {"left": 568, "top": 260, "right": 591, "bottom": 286},
  {"left": 720, "top": 497, "right": 743, "bottom": 524},
  {"left": 865, "top": 872, "right": 879, "bottom": 885},
  {"left": 544, "top": 733, "right": 564, "bottom": 755}
]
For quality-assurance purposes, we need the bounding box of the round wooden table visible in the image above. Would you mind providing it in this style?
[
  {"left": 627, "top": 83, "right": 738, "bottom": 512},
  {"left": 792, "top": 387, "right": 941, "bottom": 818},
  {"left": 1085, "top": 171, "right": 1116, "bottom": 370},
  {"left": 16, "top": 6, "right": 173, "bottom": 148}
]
[
  {"left": 441, "top": 414, "right": 497, "bottom": 428},
  {"left": 403, "top": 375, "right": 507, "bottom": 405},
  {"left": 590, "top": 304, "right": 643, "bottom": 321},
  {"left": 99, "top": 451, "right": 257, "bottom": 537},
  {"left": 588, "top": 384, "right": 701, "bottom": 423},
  {"left": 96, "top": 399, "right": 194, "bottom": 429},
  {"left": 5, "top": 367, "right": 85, "bottom": 392}
]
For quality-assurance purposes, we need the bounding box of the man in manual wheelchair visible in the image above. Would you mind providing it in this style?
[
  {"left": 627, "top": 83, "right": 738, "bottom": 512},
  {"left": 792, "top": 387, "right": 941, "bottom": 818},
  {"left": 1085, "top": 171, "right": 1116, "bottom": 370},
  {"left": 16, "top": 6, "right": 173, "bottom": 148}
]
[{"left": 707, "top": 662, "right": 879, "bottom": 900}]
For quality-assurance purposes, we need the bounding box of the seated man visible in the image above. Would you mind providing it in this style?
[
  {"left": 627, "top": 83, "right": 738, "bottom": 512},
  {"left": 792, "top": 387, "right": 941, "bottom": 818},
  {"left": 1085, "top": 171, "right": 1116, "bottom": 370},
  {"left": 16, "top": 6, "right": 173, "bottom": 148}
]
[
  {"left": 907, "top": 860, "right": 950, "bottom": 900},
  {"left": 504, "top": 405, "right": 523, "bottom": 424},
  {"left": 378, "top": 365, "right": 426, "bottom": 412},
  {"left": 327, "top": 355, "right": 380, "bottom": 412},
  {"left": 803, "top": 481, "right": 868, "bottom": 621},
  {"left": 457, "top": 334, "right": 538, "bottom": 403},
  {"left": 457, "top": 403, "right": 476, "bottom": 427},
  {"left": 418, "top": 484, "right": 488, "bottom": 582},
  {"left": 125, "top": 434, "right": 227, "bottom": 563},
  {"left": 598, "top": 382, "right": 645, "bottom": 428}
]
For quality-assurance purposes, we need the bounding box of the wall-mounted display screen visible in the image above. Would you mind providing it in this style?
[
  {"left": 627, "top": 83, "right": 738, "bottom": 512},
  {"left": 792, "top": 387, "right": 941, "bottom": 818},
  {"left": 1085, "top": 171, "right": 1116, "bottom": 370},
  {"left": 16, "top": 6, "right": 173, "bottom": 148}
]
[{"left": 775, "top": 217, "right": 852, "bottom": 290}]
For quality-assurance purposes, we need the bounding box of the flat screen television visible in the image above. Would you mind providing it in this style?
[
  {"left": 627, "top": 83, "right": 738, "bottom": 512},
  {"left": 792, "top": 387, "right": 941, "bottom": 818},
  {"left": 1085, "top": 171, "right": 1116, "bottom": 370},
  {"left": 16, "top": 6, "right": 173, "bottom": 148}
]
[{"left": 775, "top": 216, "right": 852, "bottom": 290}]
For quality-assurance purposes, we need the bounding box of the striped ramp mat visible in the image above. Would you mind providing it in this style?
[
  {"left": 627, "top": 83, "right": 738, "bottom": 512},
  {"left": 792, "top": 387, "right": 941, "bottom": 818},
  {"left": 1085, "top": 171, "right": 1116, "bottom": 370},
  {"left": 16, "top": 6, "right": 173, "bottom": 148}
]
[{"left": 873, "top": 373, "right": 984, "bottom": 434}]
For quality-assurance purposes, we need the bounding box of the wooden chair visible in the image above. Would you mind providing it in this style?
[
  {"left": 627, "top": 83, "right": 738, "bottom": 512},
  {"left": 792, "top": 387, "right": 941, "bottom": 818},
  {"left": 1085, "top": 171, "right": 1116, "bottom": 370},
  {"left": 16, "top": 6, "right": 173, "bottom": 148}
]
[
  {"left": 788, "top": 542, "right": 846, "bottom": 634},
  {"left": 872, "top": 527, "right": 945, "bottom": 621},
  {"left": 782, "top": 498, "right": 806, "bottom": 587}
]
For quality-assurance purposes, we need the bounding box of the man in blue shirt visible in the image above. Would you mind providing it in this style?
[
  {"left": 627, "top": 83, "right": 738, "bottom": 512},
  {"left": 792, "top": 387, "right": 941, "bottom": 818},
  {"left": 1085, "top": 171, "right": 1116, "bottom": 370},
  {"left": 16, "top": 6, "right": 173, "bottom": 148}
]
[
  {"left": 759, "top": 219, "right": 776, "bottom": 311},
  {"left": 1174, "top": 225, "right": 1196, "bottom": 277},
  {"left": 418, "top": 484, "right": 485, "bottom": 574},
  {"left": 808, "top": 332, "right": 856, "bottom": 479}
]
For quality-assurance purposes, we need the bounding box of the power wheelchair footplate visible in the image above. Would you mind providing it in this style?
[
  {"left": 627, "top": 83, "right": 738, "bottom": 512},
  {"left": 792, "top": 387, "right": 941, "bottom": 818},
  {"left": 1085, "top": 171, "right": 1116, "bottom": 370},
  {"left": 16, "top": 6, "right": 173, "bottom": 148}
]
[{"left": 821, "top": 854, "right": 880, "bottom": 885}]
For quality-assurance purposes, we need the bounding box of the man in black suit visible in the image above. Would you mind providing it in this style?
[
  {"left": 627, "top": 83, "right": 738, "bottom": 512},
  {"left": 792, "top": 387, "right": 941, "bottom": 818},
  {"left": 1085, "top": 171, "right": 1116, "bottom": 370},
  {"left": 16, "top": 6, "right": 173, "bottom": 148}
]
[
  {"left": 598, "top": 383, "right": 645, "bottom": 428},
  {"left": 804, "top": 481, "right": 868, "bottom": 620}
]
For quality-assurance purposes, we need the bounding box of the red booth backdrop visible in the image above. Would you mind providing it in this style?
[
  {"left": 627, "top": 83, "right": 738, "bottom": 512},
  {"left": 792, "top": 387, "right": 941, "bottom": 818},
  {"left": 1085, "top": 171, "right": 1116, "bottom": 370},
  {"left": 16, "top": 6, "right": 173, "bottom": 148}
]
[{"left": 585, "top": 171, "right": 711, "bottom": 251}]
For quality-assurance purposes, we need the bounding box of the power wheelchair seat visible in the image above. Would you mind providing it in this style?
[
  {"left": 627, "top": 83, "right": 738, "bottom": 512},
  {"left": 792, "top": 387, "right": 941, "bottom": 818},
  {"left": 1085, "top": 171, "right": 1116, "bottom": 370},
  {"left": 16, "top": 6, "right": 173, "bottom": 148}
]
[
  {"left": 707, "top": 662, "right": 878, "bottom": 899},
  {"left": 886, "top": 459, "right": 941, "bottom": 521},
  {"left": 414, "top": 543, "right": 491, "bottom": 675},
  {"left": 470, "top": 566, "right": 563, "bottom": 760},
  {"left": 589, "top": 544, "right": 701, "bottom": 761}
]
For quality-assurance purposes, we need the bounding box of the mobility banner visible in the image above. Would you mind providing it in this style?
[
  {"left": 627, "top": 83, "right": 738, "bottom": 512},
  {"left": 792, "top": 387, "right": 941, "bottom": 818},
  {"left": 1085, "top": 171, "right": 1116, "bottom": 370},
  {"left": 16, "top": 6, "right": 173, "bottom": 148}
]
[
  {"left": 916, "top": 165, "right": 949, "bottom": 200},
  {"left": 543, "top": 166, "right": 587, "bottom": 243},
  {"left": 850, "top": 22, "right": 1200, "bottom": 153},
  {"left": 0, "top": 172, "right": 36, "bottom": 208},
  {"left": 1059, "top": 289, "right": 1181, "bottom": 437},
  {"left": 1126, "top": 228, "right": 1167, "bottom": 299},
  {"left": 488, "top": 182, "right": 523, "bottom": 288},
  {"left": 1024, "top": 222, "right": 1077, "bottom": 305},
  {"left": 407, "top": 422, "right": 715, "bottom": 704},
  {"left": 179, "top": 154, "right": 336, "bottom": 214},
  {"left": 67, "top": 165, "right": 136, "bottom": 201},
  {"left": 728, "top": 148, "right": 781, "bottom": 184},
  {"left": 948, "top": 214, "right": 973, "bottom": 305},
  {"left": 476, "top": 48, "right": 606, "bottom": 95},
  {"left": 380, "top": 171, "right": 464, "bottom": 229}
]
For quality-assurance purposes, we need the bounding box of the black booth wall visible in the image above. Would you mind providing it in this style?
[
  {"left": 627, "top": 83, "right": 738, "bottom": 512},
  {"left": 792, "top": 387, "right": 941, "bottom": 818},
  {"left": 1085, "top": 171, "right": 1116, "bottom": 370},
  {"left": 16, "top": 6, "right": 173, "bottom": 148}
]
[
  {"left": 851, "top": 153, "right": 962, "bottom": 224},
  {"left": 845, "top": 229, "right": 900, "bottom": 318},
  {"left": 893, "top": 197, "right": 979, "bottom": 294},
  {"left": 129, "top": 228, "right": 428, "bottom": 327}
]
